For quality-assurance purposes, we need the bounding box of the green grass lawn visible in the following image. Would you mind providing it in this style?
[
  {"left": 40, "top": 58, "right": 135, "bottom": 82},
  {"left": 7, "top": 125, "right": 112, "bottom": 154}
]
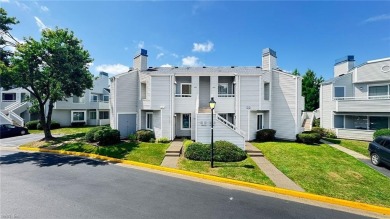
[
  {"left": 252, "top": 141, "right": 390, "bottom": 207},
  {"left": 178, "top": 156, "right": 274, "bottom": 186},
  {"left": 29, "top": 126, "right": 95, "bottom": 135},
  {"left": 323, "top": 138, "right": 370, "bottom": 157}
]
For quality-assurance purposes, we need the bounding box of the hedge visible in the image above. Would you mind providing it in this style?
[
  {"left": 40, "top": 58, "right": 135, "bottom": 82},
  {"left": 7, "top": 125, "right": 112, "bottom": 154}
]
[
  {"left": 255, "top": 129, "right": 276, "bottom": 142},
  {"left": 136, "top": 129, "right": 155, "bottom": 142},
  {"left": 373, "top": 129, "right": 390, "bottom": 139},
  {"left": 296, "top": 131, "right": 321, "bottom": 144},
  {"left": 85, "top": 126, "right": 120, "bottom": 145},
  {"left": 185, "top": 140, "right": 246, "bottom": 162}
]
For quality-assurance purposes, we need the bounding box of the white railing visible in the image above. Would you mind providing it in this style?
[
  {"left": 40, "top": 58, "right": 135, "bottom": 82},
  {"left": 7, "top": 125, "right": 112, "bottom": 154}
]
[
  {"left": 9, "top": 111, "right": 24, "bottom": 127},
  {"left": 0, "top": 111, "right": 13, "bottom": 124},
  {"left": 301, "top": 112, "right": 307, "bottom": 127},
  {"left": 218, "top": 94, "right": 235, "bottom": 97},
  {"left": 1, "top": 100, "right": 16, "bottom": 102},
  {"left": 4, "top": 102, "right": 20, "bottom": 111},
  {"left": 90, "top": 99, "right": 109, "bottom": 103},
  {"left": 175, "top": 94, "right": 192, "bottom": 97},
  {"left": 216, "top": 114, "right": 245, "bottom": 137},
  {"left": 333, "top": 95, "right": 390, "bottom": 101}
]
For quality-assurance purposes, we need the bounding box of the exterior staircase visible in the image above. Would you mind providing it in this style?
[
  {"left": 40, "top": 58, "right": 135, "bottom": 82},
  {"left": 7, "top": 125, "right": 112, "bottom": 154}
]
[
  {"left": 301, "top": 111, "right": 315, "bottom": 132},
  {"left": 303, "top": 119, "right": 312, "bottom": 131},
  {"left": 1, "top": 102, "right": 29, "bottom": 126}
]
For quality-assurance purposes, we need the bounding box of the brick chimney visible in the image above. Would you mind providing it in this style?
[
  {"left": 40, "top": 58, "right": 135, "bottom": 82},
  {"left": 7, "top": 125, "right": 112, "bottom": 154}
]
[
  {"left": 334, "top": 55, "right": 354, "bottom": 77},
  {"left": 133, "top": 49, "right": 148, "bottom": 71},
  {"left": 262, "top": 48, "right": 277, "bottom": 70}
]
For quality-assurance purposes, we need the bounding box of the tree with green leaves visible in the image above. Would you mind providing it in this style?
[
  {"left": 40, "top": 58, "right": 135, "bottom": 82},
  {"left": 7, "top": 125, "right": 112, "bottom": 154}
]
[
  {"left": 0, "top": 8, "right": 19, "bottom": 73},
  {"left": 301, "top": 69, "right": 324, "bottom": 111},
  {"left": 291, "top": 68, "right": 300, "bottom": 76},
  {"left": 1, "top": 28, "right": 93, "bottom": 140}
]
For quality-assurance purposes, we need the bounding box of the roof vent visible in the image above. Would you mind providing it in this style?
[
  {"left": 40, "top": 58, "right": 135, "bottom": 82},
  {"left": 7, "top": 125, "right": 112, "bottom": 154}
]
[
  {"left": 203, "top": 66, "right": 207, "bottom": 68},
  {"left": 174, "top": 66, "right": 178, "bottom": 68},
  {"left": 231, "top": 66, "right": 235, "bottom": 68},
  {"left": 256, "top": 66, "right": 261, "bottom": 68}
]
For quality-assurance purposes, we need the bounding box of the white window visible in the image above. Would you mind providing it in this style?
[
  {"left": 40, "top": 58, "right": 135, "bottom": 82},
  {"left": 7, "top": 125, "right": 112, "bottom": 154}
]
[
  {"left": 146, "top": 112, "right": 153, "bottom": 130},
  {"left": 2, "top": 93, "right": 16, "bottom": 102},
  {"left": 181, "top": 83, "right": 191, "bottom": 97},
  {"left": 368, "top": 85, "right": 389, "bottom": 99},
  {"left": 257, "top": 114, "right": 263, "bottom": 130},
  {"left": 90, "top": 111, "right": 96, "bottom": 120},
  {"left": 218, "top": 83, "right": 228, "bottom": 94},
  {"left": 141, "top": 83, "right": 147, "bottom": 99},
  {"left": 91, "top": 95, "right": 98, "bottom": 102},
  {"left": 182, "top": 113, "right": 191, "bottom": 129},
  {"left": 103, "top": 95, "right": 109, "bottom": 102},
  {"left": 334, "top": 87, "right": 345, "bottom": 99},
  {"left": 99, "top": 111, "right": 109, "bottom": 119},
  {"left": 72, "top": 111, "right": 86, "bottom": 122},
  {"left": 264, "top": 82, "right": 270, "bottom": 100}
]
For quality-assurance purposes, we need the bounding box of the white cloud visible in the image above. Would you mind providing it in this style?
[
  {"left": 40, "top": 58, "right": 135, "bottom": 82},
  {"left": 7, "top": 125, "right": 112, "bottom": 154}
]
[
  {"left": 15, "top": 0, "right": 30, "bottom": 10},
  {"left": 156, "top": 53, "right": 164, "bottom": 59},
  {"left": 40, "top": 6, "right": 49, "bottom": 12},
  {"left": 137, "top": 41, "right": 144, "bottom": 49},
  {"left": 34, "top": 16, "right": 48, "bottom": 31},
  {"left": 363, "top": 14, "right": 390, "bottom": 23},
  {"left": 171, "top": 53, "right": 179, "bottom": 58},
  {"left": 95, "top": 64, "right": 129, "bottom": 75},
  {"left": 192, "top": 41, "right": 214, "bottom": 52},
  {"left": 0, "top": 0, "right": 10, "bottom": 3},
  {"left": 161, "top": 64, "right": 172, "bottom": 67},
  {"left": 182, "top": 56, "right": 202, "bottom": 67}
]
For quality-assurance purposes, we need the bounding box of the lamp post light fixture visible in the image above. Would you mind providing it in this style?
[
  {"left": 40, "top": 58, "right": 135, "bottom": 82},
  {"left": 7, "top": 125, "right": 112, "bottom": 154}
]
[{"left": 209, "top": 97, "right": 216, "bottom": 168}]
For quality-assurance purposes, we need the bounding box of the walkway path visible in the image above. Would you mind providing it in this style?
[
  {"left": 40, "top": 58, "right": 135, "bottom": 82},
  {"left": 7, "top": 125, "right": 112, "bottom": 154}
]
[
  {"left": 160, "top": 140, "right": 183, "bottom": 168},
  {"left": 320, "top": 139, "right": 390, "bottom": 178},
  {"left": 245, "top": 142, "right": 305, "bottom": 192}
]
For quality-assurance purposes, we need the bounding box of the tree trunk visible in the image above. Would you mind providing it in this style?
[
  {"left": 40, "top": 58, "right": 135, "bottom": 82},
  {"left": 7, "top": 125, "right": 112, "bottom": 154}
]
[{"left": 39, "top": 102, "right": 53, "bottom": 141}]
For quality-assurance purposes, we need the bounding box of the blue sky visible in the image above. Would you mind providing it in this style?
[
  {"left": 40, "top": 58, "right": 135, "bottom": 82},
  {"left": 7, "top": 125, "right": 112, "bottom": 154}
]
[{"left": 2, "top": 1, "right": 390, "bottom": 80}]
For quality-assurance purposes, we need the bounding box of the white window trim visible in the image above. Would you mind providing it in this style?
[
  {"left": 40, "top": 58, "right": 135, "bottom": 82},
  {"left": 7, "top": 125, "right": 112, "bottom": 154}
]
[
  {"left": 264, "top": 82, "right": 270, "bottom": 101},
  {"left": 367, "top": 83, "right": 390, "bottom": 98},
  {"left": 181, "top": 113, "right": 191, "bottom": 130},
  {"left": 256, "top": 113, "right": 264, "bottom": 130},
  {"left": 334, "top": 86, "right": 346, "bottom": 99},
  {"left": 71, "top": 110, "right": 87, "bottom": 123},
  {"left": 89, "top": 111, "right": 97, "bottom": 120},
  {"left": 146, "top": 112, "right": 153, "bottom": 130},
  {"left": 91, "top": 94, "right": 98, "bottom": 102},
  {"left": 218, "top": 83, "right": 229, "bottom": 94},
  {"left": 180, "top": 83, "right": 192, "bottom": 96},
  {"left": 103, "top": 95, "right": 109, "bottom": 102},
  {"left": 99, "top": 111, "right": 110, "bottom": 119}
]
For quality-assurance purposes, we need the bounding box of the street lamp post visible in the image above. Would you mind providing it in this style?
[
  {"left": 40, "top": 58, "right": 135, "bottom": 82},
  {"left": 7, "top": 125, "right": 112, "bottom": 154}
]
[{"left": 209, "top": 97, "right": 216, "bottom": 168}]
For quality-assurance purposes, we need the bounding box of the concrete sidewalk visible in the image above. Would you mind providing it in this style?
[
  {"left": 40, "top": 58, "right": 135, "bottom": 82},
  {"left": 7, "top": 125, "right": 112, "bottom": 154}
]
[
  {"left": 320, "top": 139, "right": 390, "bottom": 178},
  {"left": 245, "top": 142, "right": 305, "bottom": 192},
  {"left": 160, "top": 140, "right": 183, "bottom": 168}
]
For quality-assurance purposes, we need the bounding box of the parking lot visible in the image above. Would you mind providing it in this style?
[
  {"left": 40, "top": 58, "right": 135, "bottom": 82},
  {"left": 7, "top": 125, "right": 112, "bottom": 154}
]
[{"left": 0, "top": 134, "right": 45, "bottom": 148}]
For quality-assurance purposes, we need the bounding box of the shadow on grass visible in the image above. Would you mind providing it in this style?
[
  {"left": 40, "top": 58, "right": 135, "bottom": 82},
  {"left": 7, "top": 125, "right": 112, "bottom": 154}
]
[
  {"left": 213, "top": 162, "right": 255, "bottom": 169},
  {"left": 0, "top": 152, "right": 107, "bottom": 167}
]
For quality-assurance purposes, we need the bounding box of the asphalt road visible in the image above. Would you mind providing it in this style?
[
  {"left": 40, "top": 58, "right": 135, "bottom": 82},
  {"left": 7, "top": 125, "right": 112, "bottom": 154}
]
[
  {"left": 0, "top": 150, "right": 375, "bottom": 219},
  {"left": 0, "top": 134, "right": 45, "bottom": 147}
]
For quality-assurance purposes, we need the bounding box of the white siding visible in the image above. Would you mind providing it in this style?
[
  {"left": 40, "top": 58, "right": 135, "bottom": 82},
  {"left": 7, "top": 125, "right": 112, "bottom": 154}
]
[
  {"left": 151, "top": 76, "right": 172, "bottom": 139},
  {"left": 239, "top": 76, "right": 260, "bottom": 140},
  {"left": 321, "top": 84, "right": 335, "bottom": 129},
  {"left": 336, "top": 129, "right": 374, "bottom": 141},
  {"left": 354, "top": 60, "right": 390, "bottom": 83}
]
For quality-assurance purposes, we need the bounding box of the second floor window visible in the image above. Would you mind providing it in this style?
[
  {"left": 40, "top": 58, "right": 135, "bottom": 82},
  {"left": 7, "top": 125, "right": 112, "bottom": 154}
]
[
  {"left": 334, "top": 87, "right": 345, "bottom": 99},
  {"left": 2, "top": 93, "right": 16, "bottom": 102},
  {"left": 181, "top": 83, "right": 191, "bottom": 97},
  {"left": 218, "top": 83, "right": 228, "bottom": 95},
  {"left": 91, "top": 95, "right": 98, "bottom": 102},
  {"left": 369, "top": 85, "right": 389, "bottom": 99},
  {"left": 103, "top": 95, "right": 109, "bottom": 102}
]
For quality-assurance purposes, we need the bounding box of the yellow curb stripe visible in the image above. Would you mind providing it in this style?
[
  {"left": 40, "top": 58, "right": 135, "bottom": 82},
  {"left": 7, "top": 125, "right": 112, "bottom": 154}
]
[{"left": 18, "top": 146, "right": 390, "bottom": 215}]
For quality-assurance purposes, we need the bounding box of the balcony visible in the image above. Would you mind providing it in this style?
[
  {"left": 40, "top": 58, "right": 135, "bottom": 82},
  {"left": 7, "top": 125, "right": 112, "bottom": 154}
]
[
  {"left": 335, "top": 96, "right": 390, "bottom": 113},
  {"left": 175, "top": 94, "right": 196, "bottom": 112},
  {"left": 89, "top": 100, "right": 109, "bottom": 109}
]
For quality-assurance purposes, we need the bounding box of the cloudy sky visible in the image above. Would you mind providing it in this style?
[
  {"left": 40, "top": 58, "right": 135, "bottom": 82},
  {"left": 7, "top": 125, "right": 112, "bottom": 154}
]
[{"left": 2, "top": 0, "right": 390, "bottom": 79}]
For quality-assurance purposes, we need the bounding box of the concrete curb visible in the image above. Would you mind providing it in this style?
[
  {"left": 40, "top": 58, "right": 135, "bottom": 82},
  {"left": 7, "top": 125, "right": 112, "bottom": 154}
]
[{"left": 18, "top": 146, "right": 390, "bottom": 216}]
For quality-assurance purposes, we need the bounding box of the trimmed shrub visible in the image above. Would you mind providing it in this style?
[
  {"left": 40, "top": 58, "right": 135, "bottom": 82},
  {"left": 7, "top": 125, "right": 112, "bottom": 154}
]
[
  {"left": 36, "top": 120, "right": 61, "bottom": 130},
  {"left": 94, "top": 129, "right": 120, "bottom": 145},
  {"left": 213, "top": 140, "right": 246, "bottom": 162},
  {"left": 183, "top": 139, "right": 193, "bottom": 148},
  {"left": 85, "top": 126, "right": 112, "bottom": 142},
  {"left": 296, "top": 131, "right": 321, "bottom": 144},
  {"left": 136, "top": 129, "right": 155, "bottom": 142},
  {"left": 373, "top": 129, "right": 390, "bottom": 139},
  {"left": 185, "top": 142, "right": 210, "bottom": 161},
  {"left": 311, "top": 127, "right": 325, "bottom": 137},
  {"left": 128, "top": 134, "right": 137, "bottom": 142},
  {"left": 71, "top": 121, "right": 85, "bottom": 127},
  {"left": 26, "top": 120, "right": 39, "bottom": 130},
  {"left": 149, "top": 138, "right": 155, "bottom": 143},
  {"left": 256, "top": 129, "right": 276, "bottom": 142},
  {"left": 313, "top": 118, "right": 320, "bottom": 127},
  {"left": 324, "top": 129, "right": 337, "bottom": 138},
  {"left": 185, "top": 141, "right": 246, "bottom": 162},
  {"left": 156, "top": 137, "right": 170, "bottom": 143}
]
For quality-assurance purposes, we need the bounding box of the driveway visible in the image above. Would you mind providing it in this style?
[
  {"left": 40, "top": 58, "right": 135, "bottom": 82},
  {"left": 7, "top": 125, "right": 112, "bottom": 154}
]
[
  {"left": 0, "top": 134, "right": 45, "bottom": 147},
  {"left": 0, "top": 150, "right": 375, "bottom": 219}
]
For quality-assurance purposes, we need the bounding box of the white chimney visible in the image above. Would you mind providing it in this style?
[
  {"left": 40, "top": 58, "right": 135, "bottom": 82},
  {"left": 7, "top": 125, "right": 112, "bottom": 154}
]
[
  {"left": 133, "top": 49, "right": 148, "bottom": 71},
  {"left": 262, "top": 48, "right": 277, "bottom": 70},
  {"left": 334, "top": 55, "right": 354, "bottom": 77}
]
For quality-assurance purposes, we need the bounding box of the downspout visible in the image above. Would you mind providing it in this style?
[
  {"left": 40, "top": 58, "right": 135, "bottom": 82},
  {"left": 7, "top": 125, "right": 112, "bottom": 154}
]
[{"left": 295, "top": 76, "right": 299, "bottom": 134}]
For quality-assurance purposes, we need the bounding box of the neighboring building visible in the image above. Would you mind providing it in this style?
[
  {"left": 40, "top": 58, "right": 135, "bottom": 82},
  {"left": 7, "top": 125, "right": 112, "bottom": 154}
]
[
  {"left": 0, "top": 72, "right": 110, "bottom": 127},
  {"left": 320, "top": 56, "right": 390, "bottom": 141},
  {"left": 110, "top": 48, "right": 304, "bottom": 149}
]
